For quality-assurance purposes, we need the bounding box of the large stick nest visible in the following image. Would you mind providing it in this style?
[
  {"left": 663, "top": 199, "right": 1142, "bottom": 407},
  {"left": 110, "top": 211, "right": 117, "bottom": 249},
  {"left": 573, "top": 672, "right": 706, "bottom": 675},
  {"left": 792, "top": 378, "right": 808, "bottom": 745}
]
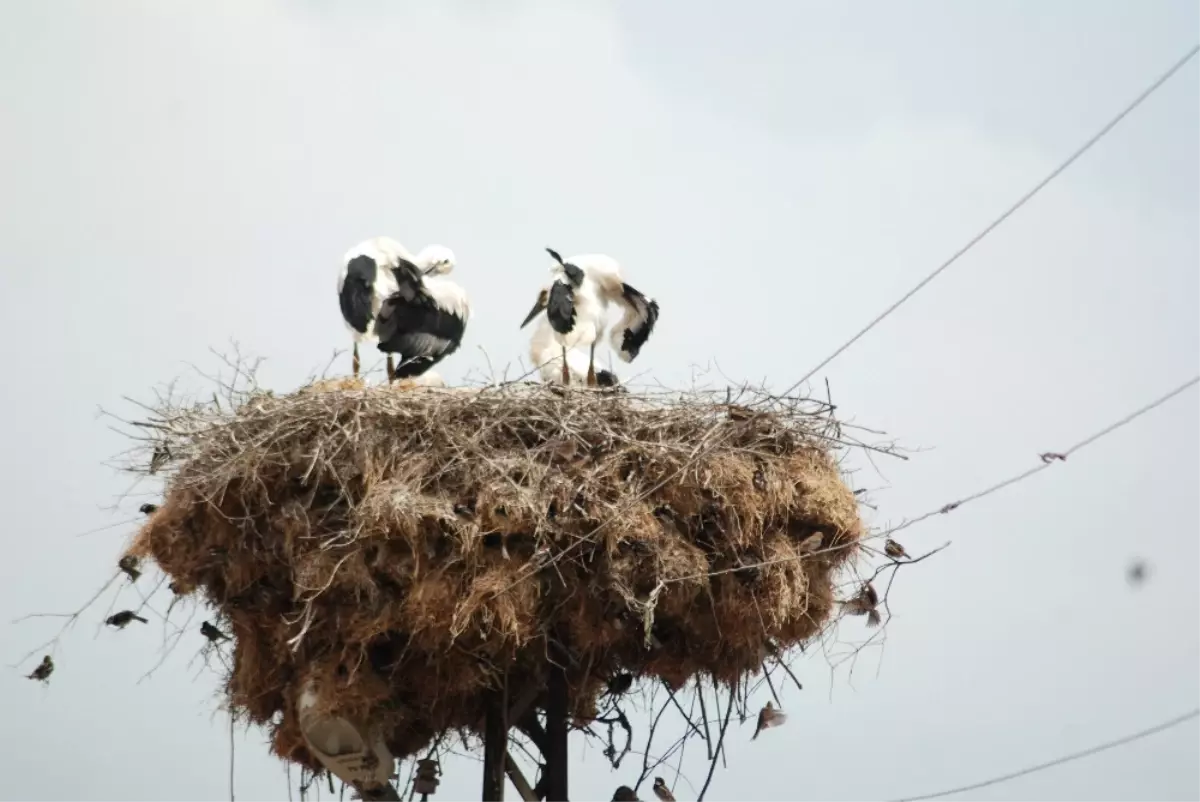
[{"left": 125, "top": 376, "right": 867, "bottom": 768}]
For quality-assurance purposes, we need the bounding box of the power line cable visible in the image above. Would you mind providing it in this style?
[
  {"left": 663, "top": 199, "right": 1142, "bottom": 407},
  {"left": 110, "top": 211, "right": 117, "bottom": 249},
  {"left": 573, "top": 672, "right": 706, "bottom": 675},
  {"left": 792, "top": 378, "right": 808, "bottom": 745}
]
[
  {"left": 889, "top": 708, "right": 1200, "bottom": 802},
  {"left": 880, "top": 374, "right": 1199, "bottom": 539},
  {"left": 778, "top": 43, "right": 1200, "bottom": 401}
]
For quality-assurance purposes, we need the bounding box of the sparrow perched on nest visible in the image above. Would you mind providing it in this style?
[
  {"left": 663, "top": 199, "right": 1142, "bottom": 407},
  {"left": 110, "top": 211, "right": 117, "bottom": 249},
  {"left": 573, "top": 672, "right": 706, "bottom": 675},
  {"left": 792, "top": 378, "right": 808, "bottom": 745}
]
[
  {"left": 606, "top": 672, "right": 634, "bottom": 697},
  {"left": 105, "top": 610, "right": 148, "bottom": 629},
  {"left": 751, "top": 700, "right": 787, "bottom": 740},
  {"left": 118, "top": 555, "right": 141, "bottom": 582},
  {"left": 797, "top": 532, "right": 823, "bottom": 554},
  {"left": 27, "top": 655, "right": 53, "bottom": 683},
  {"left": 651, "top": 777, "right": 675, "bottom": 802},
  {"left": 139, "top": 503, "right": 159, "bottom": 515},
  {"left": 612, "top": 785, "right": 640, "bottom": 801},
  {"left": 844, "top": 581, "right": 881, "bottom": 627},
  {"left": 201, "top": 621, "right": 230, "bottom": 643},
  {"left": 149, "top": 444, "right": 170, "bottom": 475},
  {"left": 884, "top": 538, "right": 909, "bottom": 560}
]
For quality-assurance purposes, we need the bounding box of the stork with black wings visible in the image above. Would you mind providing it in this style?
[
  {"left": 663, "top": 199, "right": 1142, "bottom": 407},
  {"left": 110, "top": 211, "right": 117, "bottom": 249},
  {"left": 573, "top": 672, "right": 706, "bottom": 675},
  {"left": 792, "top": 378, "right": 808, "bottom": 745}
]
[
  {"left": 338, "top": 238, "right": 460, "bottom": 380},
  {"left": 374, "top": 253, "right": 470, "bottom": 384},
  {"left": 520, "top": 247, "right": 659, "bottom": 386}
]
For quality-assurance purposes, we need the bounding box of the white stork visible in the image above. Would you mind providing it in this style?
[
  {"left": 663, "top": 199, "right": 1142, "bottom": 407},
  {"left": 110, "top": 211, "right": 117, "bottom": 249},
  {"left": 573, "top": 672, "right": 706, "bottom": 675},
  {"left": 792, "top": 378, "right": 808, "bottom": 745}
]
[
  {"left": 373, "top": 245, "right": 470, "bottom": 381},
  {"left": 528, "top": 314, "right": 620, "bottom": 387},
  {"left": 336, "top": 238, "right": 466, "bottom": 381},
  {"left": 519, "top": 248, "right": 659, "bottom": 386}
]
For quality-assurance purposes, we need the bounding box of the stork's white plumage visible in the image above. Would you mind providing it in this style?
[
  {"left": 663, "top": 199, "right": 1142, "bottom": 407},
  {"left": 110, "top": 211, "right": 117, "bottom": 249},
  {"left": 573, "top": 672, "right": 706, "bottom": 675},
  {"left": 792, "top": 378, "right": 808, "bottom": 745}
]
[
  {"left": 337, "top": 238, "right": 466, "bottom": 381},
  {"left": 519, "top": 248, "right": 659, "bottom": 386},
  {"left": 528, "top": 314, "right": 619, "bottom": 387}
]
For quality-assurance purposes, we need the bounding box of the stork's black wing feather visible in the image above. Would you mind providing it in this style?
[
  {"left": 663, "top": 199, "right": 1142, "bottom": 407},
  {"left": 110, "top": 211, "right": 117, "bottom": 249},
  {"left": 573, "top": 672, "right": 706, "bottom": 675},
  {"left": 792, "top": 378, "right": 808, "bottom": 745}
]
[
  {"left": 339, "top": 255, "right": 377, "bottom": 334},
  {"left": 618, "top": 282, "right": 659, "bottom": 360},
  {"left": 376, "top": 260, "right": 468, "bottom": 377},
  {"left": 372, "top": 258, "right": 432, "bottom": 344},
  {"left": 545, "top": 280, "right": 576, "bottom": 335}
]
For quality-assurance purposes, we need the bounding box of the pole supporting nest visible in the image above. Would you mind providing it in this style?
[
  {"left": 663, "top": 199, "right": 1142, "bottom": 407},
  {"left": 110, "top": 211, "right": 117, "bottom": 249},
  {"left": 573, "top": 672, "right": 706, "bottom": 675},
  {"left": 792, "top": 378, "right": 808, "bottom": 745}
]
[
  {"left": 544, "top": 661, "right": 569, "bottom": 801},
  {"left": 482, "top": 678, "right": 509, "bottom": 801}
]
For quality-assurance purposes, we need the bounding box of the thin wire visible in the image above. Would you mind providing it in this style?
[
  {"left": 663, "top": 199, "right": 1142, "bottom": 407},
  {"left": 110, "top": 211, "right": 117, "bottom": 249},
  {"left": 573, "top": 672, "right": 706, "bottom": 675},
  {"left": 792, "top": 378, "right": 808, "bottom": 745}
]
[
  {"left": 778, "top": 43, "right": 1200, "bottom": 400},
  {"left": 882, "top": 374, "right": 1199, "bottom": 539},
  {"left": 890, "top": 708, "right": 1200, "bottom": 802}
]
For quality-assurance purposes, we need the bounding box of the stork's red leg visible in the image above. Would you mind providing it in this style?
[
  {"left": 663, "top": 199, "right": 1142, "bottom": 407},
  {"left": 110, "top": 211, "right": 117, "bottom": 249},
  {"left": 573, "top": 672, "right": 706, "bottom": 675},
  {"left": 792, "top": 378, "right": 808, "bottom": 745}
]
[
  {"left": 586, "top": 343, "right": 598, "bottom": 387},
  {"left": 561, "top": 346, "right": 571, "bottom": 385},
  {"left": 352, "top": 343, "right": 360, "bottom": 377},
  {"left": 386, "top": 355, "right": 395, "bottom": 383}
]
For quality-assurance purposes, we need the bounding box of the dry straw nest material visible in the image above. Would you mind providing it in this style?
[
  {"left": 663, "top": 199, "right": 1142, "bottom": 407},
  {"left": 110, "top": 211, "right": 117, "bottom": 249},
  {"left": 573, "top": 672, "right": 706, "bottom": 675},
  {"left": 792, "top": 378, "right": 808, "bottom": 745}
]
[{"left": 126, "top": 377, "right": 866, "bottom": 767}]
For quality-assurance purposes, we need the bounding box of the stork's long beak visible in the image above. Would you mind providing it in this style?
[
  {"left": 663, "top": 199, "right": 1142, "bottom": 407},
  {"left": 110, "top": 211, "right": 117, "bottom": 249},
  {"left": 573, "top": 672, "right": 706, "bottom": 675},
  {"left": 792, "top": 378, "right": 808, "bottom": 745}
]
[{"left": 520, "top": 291, "right": 548, "bottom": 329}]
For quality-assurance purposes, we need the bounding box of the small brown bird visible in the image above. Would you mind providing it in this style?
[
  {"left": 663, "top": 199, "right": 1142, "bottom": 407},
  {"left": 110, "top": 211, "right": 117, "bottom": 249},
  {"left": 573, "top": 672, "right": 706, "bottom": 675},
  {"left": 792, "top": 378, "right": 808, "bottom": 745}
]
[
  {"left": 884, "top": 539, "right": 909, "bottom": 560},
  {"left": 148, "top": 444, "right": 170, "bottom": 474},
  {"left": 26, "top": 655, "right": 53, "bottom": 683},
  {"left": 606, "top": 672, "right": 634, "bottom": 696},
  {"left": 118, "top": 555, "right": 141, "bottom": 582},
  {"left": 797, "top": 532, "right": 823, "bottom": 554},
  {"left": 105, "top": 610, "right": 149, "bottom": 629},
  {"left": 651, "top": 777, "right": 675, "bottom": 802},
  {"left": 752, "top": 469, "right": 767, "bottom": 491},
  {"left": 751, "top": 700, "right": 787, "bottom": 740},
  {"left": 201, "top": 621, "right": 230, "bottom": 643},
  {"left": 612, "top": 785, "right": 640, "bottom": 802},
  {"left": 139, "top": 503, "right": 158, "bottom": 515},
  {"left": 1039, "top": 451, "right": 1067, "bottom": 464},
  {"left": 844, "top": 582, "right": 881, "bottom": 627}
]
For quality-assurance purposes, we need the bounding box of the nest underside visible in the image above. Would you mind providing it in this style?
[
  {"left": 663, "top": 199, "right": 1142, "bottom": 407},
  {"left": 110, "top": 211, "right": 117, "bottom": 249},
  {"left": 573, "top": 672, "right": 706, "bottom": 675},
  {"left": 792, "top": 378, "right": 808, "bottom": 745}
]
[{"left": 128, "top": 379, "right": 864, "bottom": 767}]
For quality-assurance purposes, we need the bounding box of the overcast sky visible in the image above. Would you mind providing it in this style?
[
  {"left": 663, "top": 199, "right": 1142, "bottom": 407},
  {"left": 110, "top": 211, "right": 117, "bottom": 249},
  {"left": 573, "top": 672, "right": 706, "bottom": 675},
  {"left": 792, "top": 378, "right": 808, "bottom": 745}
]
[{"left": 1, "top": 1, "right": 1197, "bottom": 800}]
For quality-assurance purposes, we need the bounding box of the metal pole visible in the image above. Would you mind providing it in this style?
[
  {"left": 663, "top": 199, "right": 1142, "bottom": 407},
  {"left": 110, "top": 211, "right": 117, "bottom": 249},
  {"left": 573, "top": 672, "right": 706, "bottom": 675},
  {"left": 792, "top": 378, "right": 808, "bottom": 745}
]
[
  {"left": 544, "top": 664, "right": 569, "bottom": 801},
  {"left": 482, "top": 682, "right": 508, "bottom": 801}
]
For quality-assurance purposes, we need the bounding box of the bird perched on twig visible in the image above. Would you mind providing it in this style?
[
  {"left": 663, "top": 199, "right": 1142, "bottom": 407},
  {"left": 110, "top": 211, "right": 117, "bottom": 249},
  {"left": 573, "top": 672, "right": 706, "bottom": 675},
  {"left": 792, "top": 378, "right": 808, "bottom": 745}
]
[
  {"left": 149, "top": 444, "right": 170, "bottom": 474},
  {"left": 612, "top": 785, "right": 640, "bottom": 802},
  {"left": 751, "top": 700, "right": 787, "bottom": 740},
  {"left": 797, "top": 532, "right": 823, "bottom": 554},
  {"left": 105, "top": 610, "right": 148, "bottom": 629},
  {"left": 118, "top": 555, "right": 141, "bottom": 583},
  {"left": 201, "top": 621, "right": 230, "bottom": 643},
  {"left": 605, "top": 672, "right": 634, "bottom": 697},
  {"left": 139, "top": 503, "right": 158, "bottom": 515},
  {"left": 884, "top": 539, "right": 909, "bottom": 560},
  {"left": 844, "top": 582, "right": 881, "bottom": 627},
  {"left": 26, "top": 655, "right": 53, "bottom": 683},
  {"left": 651, "top": 777, "right": 675, "bottom": 802}
]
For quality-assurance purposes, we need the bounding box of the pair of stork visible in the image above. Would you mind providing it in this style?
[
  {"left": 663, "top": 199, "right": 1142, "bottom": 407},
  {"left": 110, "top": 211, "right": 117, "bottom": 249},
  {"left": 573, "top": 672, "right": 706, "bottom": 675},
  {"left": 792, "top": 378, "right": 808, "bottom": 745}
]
[{"left": 336, "top": 237, "right": 659, "bottom": 388}]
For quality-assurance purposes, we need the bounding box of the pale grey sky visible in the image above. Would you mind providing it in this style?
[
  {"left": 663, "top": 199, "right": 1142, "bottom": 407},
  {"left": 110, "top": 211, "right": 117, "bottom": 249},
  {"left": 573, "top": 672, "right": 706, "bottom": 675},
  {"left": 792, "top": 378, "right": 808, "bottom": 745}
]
[{"left": 1, "top": 1, "right": 1197, "bottom": 800}]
